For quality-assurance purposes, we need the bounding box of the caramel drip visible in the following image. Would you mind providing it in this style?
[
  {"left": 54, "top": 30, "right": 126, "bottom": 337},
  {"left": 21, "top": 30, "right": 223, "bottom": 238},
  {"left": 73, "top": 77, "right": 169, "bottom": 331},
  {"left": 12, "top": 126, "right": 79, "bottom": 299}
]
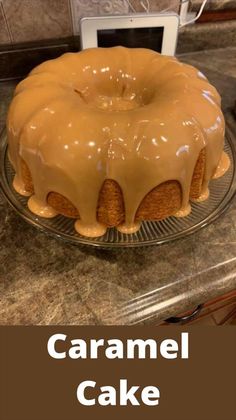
[
  {"left": 75, "top": 220, "right": 107, "bottom": 238},
  {"left": 28, "top": 195, "right": 58, "bottom": 218},
  {"left": 212, "top": 151, "right": 230, "bottom": 179},
  {"left": 13, "top": 174, "right": 31, "bottom": 197},
  {"left": 117, "top": 222, "right": 141, "bottom": 234},
  {"left": 6, "top": 47, "right": 229, "bottom": 236},
  {"left": 174, "top": 203, "right": 192, "bottom": 218},
  {"left": 191, "top": 187, "right": 209, "bottom": 203}
]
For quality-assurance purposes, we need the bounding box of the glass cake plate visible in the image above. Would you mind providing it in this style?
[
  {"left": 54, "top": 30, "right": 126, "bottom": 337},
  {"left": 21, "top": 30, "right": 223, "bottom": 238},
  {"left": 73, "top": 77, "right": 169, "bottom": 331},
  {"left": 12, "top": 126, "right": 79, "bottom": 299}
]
[{"left": 0, "top": 126, "right": 236, "bottom": 248}]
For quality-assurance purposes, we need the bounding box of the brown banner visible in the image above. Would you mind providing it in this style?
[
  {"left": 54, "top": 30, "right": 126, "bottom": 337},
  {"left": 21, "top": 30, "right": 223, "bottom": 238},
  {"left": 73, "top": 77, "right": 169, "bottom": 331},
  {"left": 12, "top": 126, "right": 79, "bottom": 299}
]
[{"left": 0, "top": 326, "right": 235, "bottom": 420}]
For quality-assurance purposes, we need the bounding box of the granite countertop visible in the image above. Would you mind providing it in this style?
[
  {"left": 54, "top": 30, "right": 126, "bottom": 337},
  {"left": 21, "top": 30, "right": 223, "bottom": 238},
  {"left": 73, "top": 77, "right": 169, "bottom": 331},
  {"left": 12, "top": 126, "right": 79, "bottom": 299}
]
[
  {"left": 1, "top": 46, "right": 236, "bottom": 325},
  {"left": 191, "top": 0, "right": 236, "bottom": 11}
]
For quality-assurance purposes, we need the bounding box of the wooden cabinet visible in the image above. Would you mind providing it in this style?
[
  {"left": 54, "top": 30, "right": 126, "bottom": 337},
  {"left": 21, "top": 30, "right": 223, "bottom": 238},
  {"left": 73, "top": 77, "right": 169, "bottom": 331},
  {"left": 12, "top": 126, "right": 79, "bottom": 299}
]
[{"left": 163, "top": 290, "right": 236, "bottom": 325}]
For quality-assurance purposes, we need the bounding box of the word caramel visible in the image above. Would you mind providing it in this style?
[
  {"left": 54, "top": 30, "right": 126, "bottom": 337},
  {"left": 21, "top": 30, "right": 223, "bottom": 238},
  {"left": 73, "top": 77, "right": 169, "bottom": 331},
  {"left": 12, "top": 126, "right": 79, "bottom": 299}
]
[
  {"left": 47, "top": 333, "right": 189, "bottom": 360},
  {"left": 47, "top": 332, "right": 189, "bottom": 407}
]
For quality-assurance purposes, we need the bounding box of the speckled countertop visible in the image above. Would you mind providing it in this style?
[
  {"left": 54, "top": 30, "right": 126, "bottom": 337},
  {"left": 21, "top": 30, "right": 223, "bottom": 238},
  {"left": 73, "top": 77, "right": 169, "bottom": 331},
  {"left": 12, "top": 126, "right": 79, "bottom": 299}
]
[
  {"left": 191, "top": 0, "right": 236, "bottom": 11},
  {"left": 1, "top": 46, "right": 236, "bottom": 325}
]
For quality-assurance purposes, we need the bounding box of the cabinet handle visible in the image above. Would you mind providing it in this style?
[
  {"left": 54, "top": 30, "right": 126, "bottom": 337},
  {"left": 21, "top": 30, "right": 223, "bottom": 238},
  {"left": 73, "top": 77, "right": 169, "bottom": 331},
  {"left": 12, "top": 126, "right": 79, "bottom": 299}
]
[{"left": 165, "top": 304, "right": 203, "bottom": 324}]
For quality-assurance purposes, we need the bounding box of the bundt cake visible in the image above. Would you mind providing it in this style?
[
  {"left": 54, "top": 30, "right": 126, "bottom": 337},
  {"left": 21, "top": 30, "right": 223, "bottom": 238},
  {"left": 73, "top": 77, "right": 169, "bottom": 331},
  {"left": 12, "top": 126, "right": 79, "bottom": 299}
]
[{"left": 7, "top": 46, "right": 230, "bottom": 237}]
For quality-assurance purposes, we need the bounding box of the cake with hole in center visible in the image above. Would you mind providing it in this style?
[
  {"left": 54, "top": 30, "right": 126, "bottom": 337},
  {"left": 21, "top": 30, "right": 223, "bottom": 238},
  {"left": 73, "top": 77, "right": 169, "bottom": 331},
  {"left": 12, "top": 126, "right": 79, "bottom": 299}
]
[{"left": 6, "top": 46, "right": 230, "bottom": 237}]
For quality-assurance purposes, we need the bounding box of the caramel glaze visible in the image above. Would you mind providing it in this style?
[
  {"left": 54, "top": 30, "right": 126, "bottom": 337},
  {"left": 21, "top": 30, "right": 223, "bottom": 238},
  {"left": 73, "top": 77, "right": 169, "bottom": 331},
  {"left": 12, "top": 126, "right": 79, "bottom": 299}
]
[{"left": 7, "top": 47, "right": 229, "bottom": 237}]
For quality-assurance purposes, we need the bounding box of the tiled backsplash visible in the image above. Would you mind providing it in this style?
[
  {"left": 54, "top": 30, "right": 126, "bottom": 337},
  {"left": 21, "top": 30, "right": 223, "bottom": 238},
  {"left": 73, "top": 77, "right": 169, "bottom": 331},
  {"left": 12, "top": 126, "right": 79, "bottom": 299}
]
[
  {"left": 0, "top": 0, "right": 73, "bottom": 44},
  {"left": 0, "top": 0, "right": 180, "bottom": 45}
]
